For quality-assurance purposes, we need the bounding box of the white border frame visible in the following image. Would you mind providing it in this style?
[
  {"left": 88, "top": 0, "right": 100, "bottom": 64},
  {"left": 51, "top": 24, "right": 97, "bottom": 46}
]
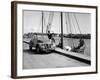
[{"left": 16, "top": 3, "right": 97, "bottom": 77}]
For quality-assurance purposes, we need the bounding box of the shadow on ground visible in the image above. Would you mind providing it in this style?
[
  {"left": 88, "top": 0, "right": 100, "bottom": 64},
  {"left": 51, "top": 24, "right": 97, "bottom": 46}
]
[
  {"left": 23, "top": 49, "right": 53, "bottom": 55},
  {"left": 54, "top": 50, "right": 91, "bottom": 65}
]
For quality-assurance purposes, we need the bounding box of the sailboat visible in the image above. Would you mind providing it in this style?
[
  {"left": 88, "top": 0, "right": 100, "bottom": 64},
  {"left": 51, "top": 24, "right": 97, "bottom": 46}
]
[
  {"left": 24, "top": 11, "right": 87, "bottom": 54},
  {"left": 43, "top": 11, "right": 86, "bottom": 53}
]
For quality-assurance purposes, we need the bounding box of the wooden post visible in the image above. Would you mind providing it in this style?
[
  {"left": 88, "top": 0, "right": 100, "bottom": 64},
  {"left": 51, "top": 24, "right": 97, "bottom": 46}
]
[{"left": 61, "top": 12, "right": 63, "bottom": 49}]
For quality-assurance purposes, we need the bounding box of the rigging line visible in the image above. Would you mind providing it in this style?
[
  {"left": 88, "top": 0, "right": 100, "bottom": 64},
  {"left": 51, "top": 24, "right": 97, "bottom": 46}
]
[
  {"left": 46, "top": 12, "right": 54, "bottom": 33},
  {"left": 43, "top": 12, "right": 46, "bottom": 39},
  {"left": 73, "top": 14, "right": 86, "bottom": 49},
  {"left": 47, "top": 12, "right": 51, "bottom": 30},
  {"left": 71, "top": 13, "right": 77, "bottom": 34},
  {"left": 73, "top": 14, "right": 82, "bottom": 34},
  {"left": 49, "top": 12, "right": 54, "bottom": 30},
  {"left": 67, "top": 13, "right": 72, "bottom": 34},
  {"left": 46, "top": 12, "right": 50, "bottom": 33},
  {"left": 48, "top": 12, "right": 53, "bottom": 26},
  {"left": 46, "top": 12, "right": 52, "bottom": 32},
  {"left": 48, "top": 13, "right": 51, "bottom": 27},
  {"left": 65, "top": 13, "right": 69, "bottom": 34},
  {"left": 51, "top": 12, "right": 54, "bottom": 27},
  {"left": 67, "top": 13, "right": 74, "bottom": 47},
  {"left": 37, "top": 12, "right": 42, "bottom": 33},
  {"left": 43, "top": 12, "right": 46, "bottom": 33}
]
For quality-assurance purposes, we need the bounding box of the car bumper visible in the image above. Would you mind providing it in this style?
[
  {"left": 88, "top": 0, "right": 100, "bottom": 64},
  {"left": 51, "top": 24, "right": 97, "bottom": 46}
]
[{"left": 40, "top": 46, "right": 55, "bottom": 52}]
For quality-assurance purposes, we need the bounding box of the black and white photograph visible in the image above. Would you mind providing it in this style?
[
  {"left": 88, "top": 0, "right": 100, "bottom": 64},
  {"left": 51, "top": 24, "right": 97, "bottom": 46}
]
[
  {"left": 23, "top": 11, "right": 91, "bottom": 69},
  {"left": 11, "top": 1, "right": 97, "bottom": 78}
]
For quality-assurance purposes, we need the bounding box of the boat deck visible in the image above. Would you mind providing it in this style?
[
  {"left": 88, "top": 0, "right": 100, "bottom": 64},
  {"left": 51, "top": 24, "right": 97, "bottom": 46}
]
[{"left": 55, "top": 48, "right": 91, "bottom": 64}]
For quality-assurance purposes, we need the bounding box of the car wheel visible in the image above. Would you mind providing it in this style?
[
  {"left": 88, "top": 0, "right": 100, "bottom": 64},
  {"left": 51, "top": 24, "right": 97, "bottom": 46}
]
[
  {"left": 36, "top": 45, "right": 41, "bottom": 53},
  {"left": 29, "top": 46, "right": 32, "bottom": 51},
  {"left": 29, "top": 40, "right": 33, "bottom": 50}
]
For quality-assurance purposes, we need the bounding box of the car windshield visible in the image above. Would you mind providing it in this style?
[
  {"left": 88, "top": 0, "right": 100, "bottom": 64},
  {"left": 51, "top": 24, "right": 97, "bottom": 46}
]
[{"left": 37, "top": 35, "right": 50, "bottom": 43}]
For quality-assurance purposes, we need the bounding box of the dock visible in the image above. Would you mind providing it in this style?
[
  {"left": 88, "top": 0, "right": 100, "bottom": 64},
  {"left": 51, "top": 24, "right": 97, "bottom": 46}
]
[
  {"left": 55, "top": 48, "right": 91, "bottom": 64},
  {"left": 23, "top": 40, "right": 91, "bottom": 65}
]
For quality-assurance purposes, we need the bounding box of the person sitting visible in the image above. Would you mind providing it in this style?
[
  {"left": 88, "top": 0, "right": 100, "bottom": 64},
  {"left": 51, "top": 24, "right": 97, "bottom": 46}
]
[{"left": 71, "top": 38, "right": 85, "bottom": 53}]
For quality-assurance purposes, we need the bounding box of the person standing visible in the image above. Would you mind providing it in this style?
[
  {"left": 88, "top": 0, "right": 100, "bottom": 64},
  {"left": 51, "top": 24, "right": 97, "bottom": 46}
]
[{"left": 47, "top": 31, "right": 53, "bottom": 43}]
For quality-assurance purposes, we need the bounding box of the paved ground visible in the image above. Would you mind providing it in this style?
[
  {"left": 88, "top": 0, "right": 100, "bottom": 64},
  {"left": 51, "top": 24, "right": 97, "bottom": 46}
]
[{"left": 23, "top": 43, "right": 89, "bottom": 69}]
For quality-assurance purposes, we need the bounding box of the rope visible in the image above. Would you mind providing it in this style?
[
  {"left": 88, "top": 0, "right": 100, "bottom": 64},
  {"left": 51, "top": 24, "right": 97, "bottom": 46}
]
[
  {"left": 37, "top": 12, "right": 42, "bottom": 33},
  {"left": 73, "top": 14, "right": 82, "bottom": 34},
  {"left": 71, "top": 13, "right": 77, "bottom": 34},
  {"left": 46, "top": 12, "right": 51, "bottom": 33},
  {"left": 73, "top": 13, "right": 86, "bottom": 51},
  {"left": 67, "top": 13, "right": 74, "bottom": 47},
  {"left": 46, "top": 12, "right": 54, "bottom": 33},
  {"left": 65, "top": 13, "right": 70, "bottom": 34},
  {"left": 43, "top": 12, "right": 46, "bottom": 33},
  {"left": 67, "top": 13, "right": 72, "bottom": 34}
]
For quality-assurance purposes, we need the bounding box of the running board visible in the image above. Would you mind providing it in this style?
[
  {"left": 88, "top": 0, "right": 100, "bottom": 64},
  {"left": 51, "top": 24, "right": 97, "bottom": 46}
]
[{"left": 23, "top": 41, "right": 30, "bottom": 44}]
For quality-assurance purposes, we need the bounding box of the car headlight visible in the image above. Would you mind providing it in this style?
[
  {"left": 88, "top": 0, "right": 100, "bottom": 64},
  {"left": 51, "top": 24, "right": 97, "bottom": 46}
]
[
  {"left": 40, "top": 44, "right": 43, "bottom": 46},
  {"left": 40, "top": 44, "right": 45, "bottom": 48}
]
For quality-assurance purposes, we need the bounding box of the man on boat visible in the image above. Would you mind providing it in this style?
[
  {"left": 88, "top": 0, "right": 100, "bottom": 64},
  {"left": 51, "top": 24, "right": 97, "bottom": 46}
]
[
  {"left": 47, "top": 31, "right": 52, "bottom": 42},
  {"left": 71, "top": 38, "right": 85, "bottom": 53},
  {"left": 47, "top": 31, "right": 55, "bottom": 47}
]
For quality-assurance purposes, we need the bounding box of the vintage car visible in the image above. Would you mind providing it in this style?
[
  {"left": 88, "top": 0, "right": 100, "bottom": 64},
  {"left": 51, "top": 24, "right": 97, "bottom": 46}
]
[{"left": 29, "top": 33, "right": 56, "bottom": 53}]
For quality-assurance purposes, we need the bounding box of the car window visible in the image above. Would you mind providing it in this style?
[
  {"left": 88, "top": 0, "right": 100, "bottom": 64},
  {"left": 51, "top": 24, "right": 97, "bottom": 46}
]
[{"left": 38, "top": 35, "right": 50, "bottom": 42}]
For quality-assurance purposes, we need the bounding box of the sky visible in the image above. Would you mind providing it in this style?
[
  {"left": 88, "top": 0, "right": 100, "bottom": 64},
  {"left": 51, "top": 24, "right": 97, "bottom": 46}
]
[{"left": 23, "top": 10, "right": 91, "bottom": 34}]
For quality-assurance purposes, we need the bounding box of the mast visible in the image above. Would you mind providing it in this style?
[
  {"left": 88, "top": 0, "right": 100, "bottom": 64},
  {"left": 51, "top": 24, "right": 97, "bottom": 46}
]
[{"left": 61, "top": 12, "right": 63, "bottom": 49}]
